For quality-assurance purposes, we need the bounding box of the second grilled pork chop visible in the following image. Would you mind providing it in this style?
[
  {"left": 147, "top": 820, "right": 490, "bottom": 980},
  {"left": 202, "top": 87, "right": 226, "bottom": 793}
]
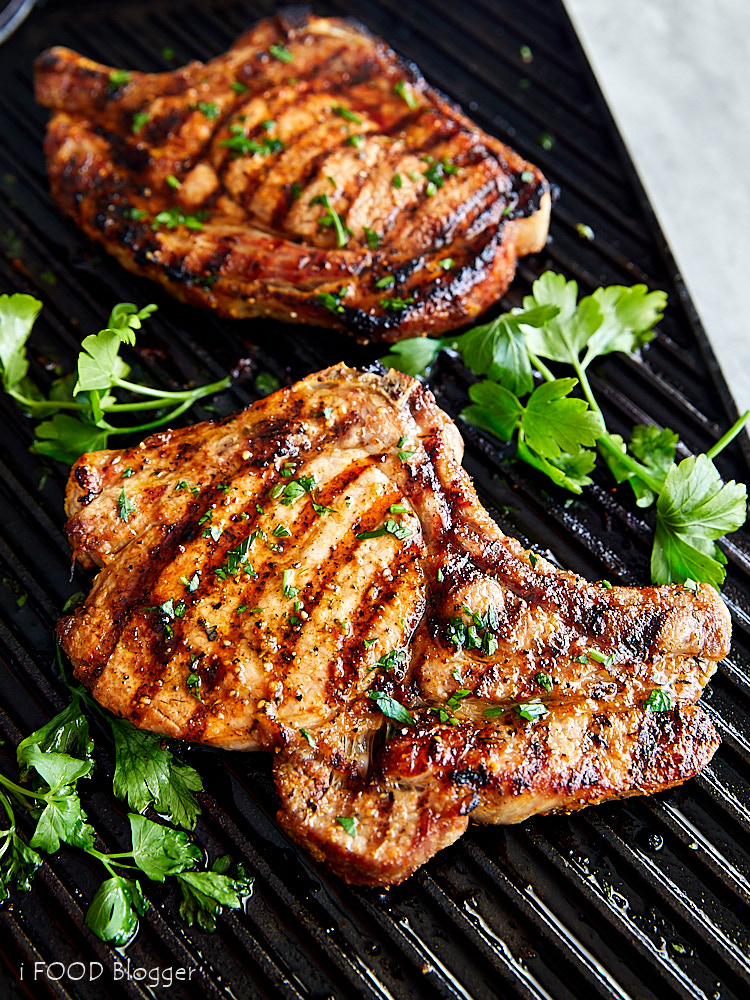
[
  {"left": 34, "top": 11, "right": 550, "bottom": 342},
  {"left": 59, "top": 365, "right": 729, "bottom": 884}
]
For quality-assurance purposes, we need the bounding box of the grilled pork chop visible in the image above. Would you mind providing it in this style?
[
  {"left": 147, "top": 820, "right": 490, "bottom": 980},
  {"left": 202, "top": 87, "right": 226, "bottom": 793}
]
[
  {"left": 59, "top": 364, "right": 729, "bottom": 884},
  {"left": 34, "top": 11, "right": 550, "bottom": 342}
]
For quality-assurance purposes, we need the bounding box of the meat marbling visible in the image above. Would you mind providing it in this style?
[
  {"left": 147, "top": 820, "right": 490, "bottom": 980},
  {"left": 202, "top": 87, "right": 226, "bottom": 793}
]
[
  {"left": 59, "top": 364, "right": 729, "bottom": 884},
  {"left": 34, "top": 11, "right": 550, "bottom": 342}
]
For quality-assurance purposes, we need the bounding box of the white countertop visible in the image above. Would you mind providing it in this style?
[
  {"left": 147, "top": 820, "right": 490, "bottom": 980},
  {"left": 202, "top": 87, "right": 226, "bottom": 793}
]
[{"left": 564, "top": 0, "right": 750, "bottom": 417}]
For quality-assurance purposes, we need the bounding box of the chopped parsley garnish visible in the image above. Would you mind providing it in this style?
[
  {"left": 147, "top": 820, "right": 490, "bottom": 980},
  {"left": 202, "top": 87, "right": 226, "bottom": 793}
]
[
  {"left": 121, "top": 467, "right": 133, "bottom": 478},
  {"left": 515, "top": 700, "right": 549, "bottom": 722},
  {"left": 166, "top": 175, "right": 181, "bottom": 189},
  {"left": 282, "top": 569, "right": 299, "bottom": 600},
  {"left": 445, "top": 604, "right": 499, "bottom": 656},
  {"left": 363, "top": 227, "right": 382, "bottom": 249},
  {"left": 335, "top": 816, "right": 358, "bottom": 838},
  {"left": 152, "top": 208, "right": 205, "bottom": 231},
  {"left": 315, "top": 285, "right": 349, "bottom": 314},
  {"left": 124, "top": 207, "right": 147, "bottom": 220},
  {"left": 195, "top": 101, "right": 219, "bottom": 120},
  {"left": 380, "top": 296, "right": 414, "bottom": 311},
  {"left": 231, "top": 79, "right": 248, "bottom": 93},
  {"left": 374, "top": 648, "right": 408, "bottom": 672},
  {"left": 272, "top": 524, "right": 291, "bottom": 537},
  {"left": 536, "top": 672, "right": 553, "bottom": 693},
  {"left": 588, "top": 649, "right": 615, "bottom": 667},
  {"left": 392, "top": 173, "right": 402, "bottom": 189},
  {"left": 389, "top": 503, "right": 408, "bottom": 513},
  {"left": 269, "top": 43, "right": 293, "bottom": 63},
  {"left": 346, "top": 134, "right": 364, "bottom": 149},
  {"left": 376, "top": 275, "right": 395, "bottom": 289},
  {"left": 202, "top": 621, "right": 218, "bottom": 641},
  {"left": 396, "top": 437, "right": 416, "bottom": 461},
  {"left": 393, "top": 79, "right": 418, "bottom": 109},
  {"left": 528, "top": 552, "right": 538, "bottom": 568},
  {"left": 132, "top": 111, "right": 150, "bottom": 134},
  {"left": 299, "top": 728, "right": 316, "bottom": 748},
  {"left": 368, "top": 690, "right": 414, "bottom": 726},
  {"left": 186, "top": 673, "right": 203, "bottom": 702},
  {"left": 180, "top": 572, "right": 201, "bottom": 592},
  {"left": 310, "top": 193, "right": 351, "bottom": 247},
  {"left": 355, "top": 518, "right": 412, "bottom": 541},
  {"left": 423, "top": 157, "right": 459, "bottom": 196},
  {"left": 175, "top": 480, "right": 200, "bottom": 497},
  {"left": 271, "top": 475, "right": 316, "bottom": 505},
  {"left": 215, "top": 537, "right": 255, "bottom": 579},
  {"left": 644, "top": 689, "right": 672, "bottom": 712},
  {"left": 438, "top": 257, "right": 454, "bottom": 269},
  {"left": 332, "top": 105, "right": 362, "bottom": 123},
  {"left": 219, "top": 123, "right": 284, "bottom": 157},
  {"left": 117, "top": 488, "right": 135, "bottom": 522},
  {"left": 108, "top": 69, "right": 132, "bottom": 90}
]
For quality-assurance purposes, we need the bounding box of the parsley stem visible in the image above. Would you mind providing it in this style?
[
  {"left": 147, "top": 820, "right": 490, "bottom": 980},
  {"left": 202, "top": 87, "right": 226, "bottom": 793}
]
[
  {"left": 112, "top": 376, "right": 230, "bottom": 401},
  {"left": 87, "top": 847, "right": 138, "bottom": 874},
  {"left": 107, "top": 398, "right": 200, "bottom": 435},
  {"left": 526, "top": 349, "right": 556, "bottom": 384},
  {"left": 8, "top": 389, "right": 89, "bottom": 413},
  {"left": 0, "top": 773, "right": 49, "bottom": 802},
  {"left": 0, "top": 789, "right": 16, "bottom": 828},
  {"left": 706, "top": 409, "right": 750, "bottom": 460},
  {"left": 597, "top": 432, "right": 663, "bottom": 493}
]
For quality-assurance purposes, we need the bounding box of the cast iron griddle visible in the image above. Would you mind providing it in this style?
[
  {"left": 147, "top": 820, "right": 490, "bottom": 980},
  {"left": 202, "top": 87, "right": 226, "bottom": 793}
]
[{"left": 0, "top": 1, "right": 749, "bottom": 998}]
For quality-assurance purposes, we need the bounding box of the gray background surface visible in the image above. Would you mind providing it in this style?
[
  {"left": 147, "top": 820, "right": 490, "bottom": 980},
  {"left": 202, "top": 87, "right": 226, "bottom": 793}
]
[{"left": 564, "top": 0, "right": 750, "bottom": 417}]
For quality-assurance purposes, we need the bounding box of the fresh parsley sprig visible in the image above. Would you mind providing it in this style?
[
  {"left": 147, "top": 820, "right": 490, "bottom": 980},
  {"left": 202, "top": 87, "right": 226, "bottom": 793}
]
[
  {"left": 381, "top": 272, "right": 749, "bottom": 587},
  {"left": 0, "top": 295, "right": 231, "bottom": 465},
  {"left": 0, "top": 641, "right": 251, "bottom": 945}
]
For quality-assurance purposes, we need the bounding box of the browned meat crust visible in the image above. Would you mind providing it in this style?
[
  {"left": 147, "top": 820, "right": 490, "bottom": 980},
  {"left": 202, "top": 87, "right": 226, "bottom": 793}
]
[
  {"left": 58, "top": 364, "right": 729, "bottom": 883},
  {"left": 34, "top": 11, "right": 550, "bottom": 342}
]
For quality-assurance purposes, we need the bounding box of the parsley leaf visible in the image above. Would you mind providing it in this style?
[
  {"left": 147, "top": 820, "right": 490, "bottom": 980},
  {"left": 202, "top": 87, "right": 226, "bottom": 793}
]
[
  {"left": 25, "top": 746, "right": 95, "bottom": 853},
  {"left": 514, "top": 700, "right": 549, "bottom": 722},
  {"left": 367, "top": 690, "right": 414, "bottom": 725},
  {"left": 1, "top": 297, "right": 230, "bottom": 465},
  {"left": 17, "top": 696, "right": 93, "bottom": 777},
  {"left": 643, "top": 689, "right": 672, "bottom": 712},
  {"left": 651, "top": 454, "right": 747, "bottom": 587},
  {"left": 129, "top": 814, "right": 201, "bottom": 881},
  {"left": 110, "top": 719, "right": 203, "bottom": 829},
  {"left": 380, "top": 336, "right": 447, "bottom": 376},
  {"left": 177, "top": 856, "right": 253, "bottom": 931},
  {"left": 0, "top": 827, "right": 41, "bottom": 900},
  {"left": 457, "top": 304, "right": 557, "bottom": 395},
  {"left": 335, "top": 816, "right": 358, "bottom": 838},
  {"left": 85, "top": 875, "right": 147, "bottom": 947},
  {"left": 603, "top": 424, "right": 679, "bottom": 507},
  {"left": 522, "top": 378, "right": 604, "bottom": 457},
  {"left": 0, "top": 293, "right": 41, "bottom": 392}
]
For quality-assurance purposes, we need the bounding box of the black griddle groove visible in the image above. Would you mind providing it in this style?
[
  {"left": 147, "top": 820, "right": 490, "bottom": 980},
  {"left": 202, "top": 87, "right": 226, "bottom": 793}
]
[{"left": 0, "top": 1, "right": 748, "bottom": 998}]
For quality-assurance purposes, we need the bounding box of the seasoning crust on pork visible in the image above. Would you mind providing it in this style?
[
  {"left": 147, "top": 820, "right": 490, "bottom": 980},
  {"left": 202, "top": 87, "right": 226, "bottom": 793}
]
[
  {"left": 58, "top": 365, "right": 730, "bottom": 884},
  {"left": 34, "top": 11, "right": 550, "bottom": 342}
]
